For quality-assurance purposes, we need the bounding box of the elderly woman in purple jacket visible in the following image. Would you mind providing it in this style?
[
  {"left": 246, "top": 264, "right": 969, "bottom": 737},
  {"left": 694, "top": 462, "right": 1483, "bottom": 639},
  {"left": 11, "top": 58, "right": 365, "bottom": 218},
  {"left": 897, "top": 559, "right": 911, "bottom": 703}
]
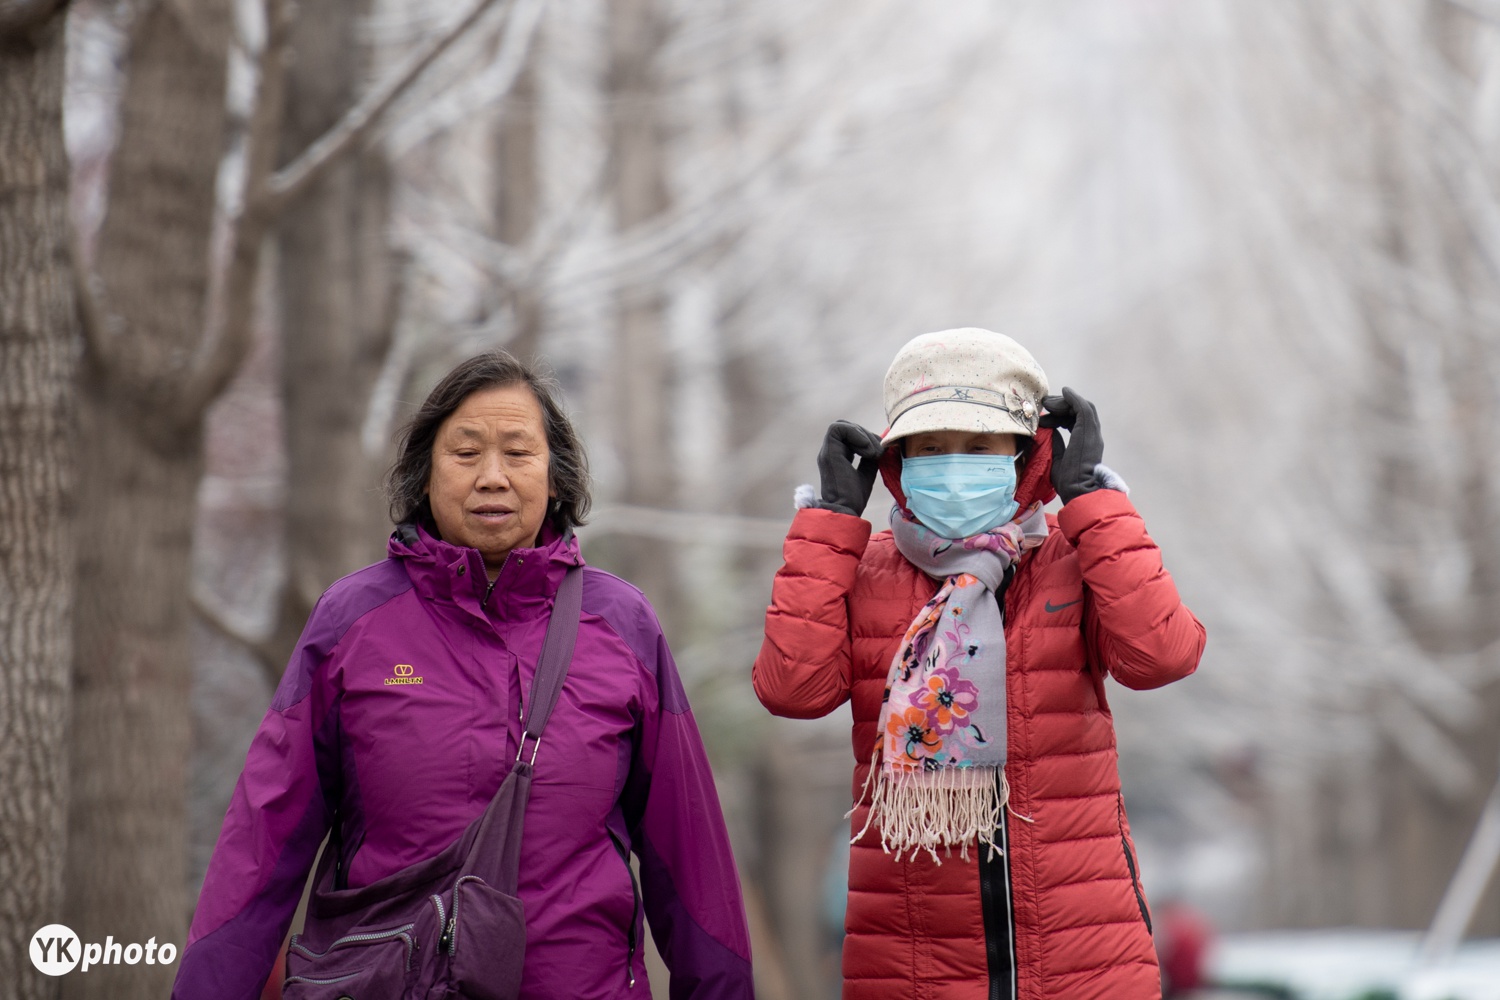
[{"left": 174, "top": 352, "right": 754, "bottom": 1000}]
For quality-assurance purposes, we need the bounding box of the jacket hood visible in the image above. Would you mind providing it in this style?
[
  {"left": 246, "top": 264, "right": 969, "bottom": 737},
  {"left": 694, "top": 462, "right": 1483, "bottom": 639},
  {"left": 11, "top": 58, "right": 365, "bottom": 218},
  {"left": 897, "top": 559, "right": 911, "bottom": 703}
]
[
  {"left": 879, "top": 426, "right": 1058, "bottom": 519},
  {"left": 387, "top": 519, "right": 583, "bottom": 623}
]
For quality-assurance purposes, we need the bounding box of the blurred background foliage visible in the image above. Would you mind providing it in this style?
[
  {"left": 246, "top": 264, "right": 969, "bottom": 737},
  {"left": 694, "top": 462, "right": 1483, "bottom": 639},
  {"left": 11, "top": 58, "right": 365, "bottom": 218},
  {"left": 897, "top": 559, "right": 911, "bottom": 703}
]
[{"left": 4, "top": 0, "right": 1500, "bottom": 998}]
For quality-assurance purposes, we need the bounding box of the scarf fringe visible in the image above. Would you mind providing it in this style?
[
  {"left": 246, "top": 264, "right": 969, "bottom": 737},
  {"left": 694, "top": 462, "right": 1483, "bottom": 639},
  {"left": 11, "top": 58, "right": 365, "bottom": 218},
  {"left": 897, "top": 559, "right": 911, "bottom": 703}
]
[{"left": 848, "top": 751, "right": 1009, "bottom": 864}]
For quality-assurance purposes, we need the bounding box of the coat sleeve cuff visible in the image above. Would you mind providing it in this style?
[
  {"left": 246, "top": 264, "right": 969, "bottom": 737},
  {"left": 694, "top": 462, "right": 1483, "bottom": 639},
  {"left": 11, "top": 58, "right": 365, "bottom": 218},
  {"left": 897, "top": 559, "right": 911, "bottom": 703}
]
[
  {"left": 786, "top": 505, "right": 874, "bottom": 556},
  {"left": 1056, "top": 486, "right": 1139, "bottom": 545}
]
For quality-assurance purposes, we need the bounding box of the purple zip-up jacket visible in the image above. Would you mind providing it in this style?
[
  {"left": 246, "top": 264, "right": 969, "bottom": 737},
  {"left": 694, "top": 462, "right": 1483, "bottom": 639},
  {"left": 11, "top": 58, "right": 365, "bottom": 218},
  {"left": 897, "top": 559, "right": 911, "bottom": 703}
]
[{"left": 174, "top": 523, "right": 753, "bottom": 1000}]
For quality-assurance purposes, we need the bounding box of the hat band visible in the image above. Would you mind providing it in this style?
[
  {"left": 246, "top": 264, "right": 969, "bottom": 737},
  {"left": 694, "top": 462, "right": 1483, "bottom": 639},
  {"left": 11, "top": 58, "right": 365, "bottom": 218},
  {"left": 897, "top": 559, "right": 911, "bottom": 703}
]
[{"left": 888, "top": 385, "right": 1036, "bottom": 428}]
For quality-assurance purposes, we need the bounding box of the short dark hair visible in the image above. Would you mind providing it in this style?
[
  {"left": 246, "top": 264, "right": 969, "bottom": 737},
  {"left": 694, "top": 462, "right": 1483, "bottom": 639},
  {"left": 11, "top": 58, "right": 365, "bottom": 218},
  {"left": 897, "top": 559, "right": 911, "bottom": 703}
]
[{"left": 386, "top": 351, "right": 591, "bottom": 532}]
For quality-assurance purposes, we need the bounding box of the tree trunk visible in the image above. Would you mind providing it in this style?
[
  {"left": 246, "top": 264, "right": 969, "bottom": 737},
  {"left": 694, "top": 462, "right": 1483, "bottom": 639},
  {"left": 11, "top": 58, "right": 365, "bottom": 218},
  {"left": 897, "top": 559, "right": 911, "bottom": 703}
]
[
  {"left": 63, "top": 1, "right": 232, "bottom": 996},
  {"left": 604, "top": 0, "right": 679, "bottom": 632},
  {"left": 0, "top": 11, "right": 75, "bottom": 998},
  {"left": 267, "top": 0, "right": 394, "bottom": 668},
  {"left": 495, "top": 47, "right": 543, "bottom": 360},
  {"left": 1352, "top": 5, "right": 1500, "bottom": 931}
]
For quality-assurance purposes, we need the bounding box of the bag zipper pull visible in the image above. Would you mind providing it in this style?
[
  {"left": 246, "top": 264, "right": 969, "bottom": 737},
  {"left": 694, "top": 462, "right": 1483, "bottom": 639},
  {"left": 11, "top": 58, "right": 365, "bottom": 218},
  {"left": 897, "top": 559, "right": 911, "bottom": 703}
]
[{"left": 439, "top": 916, "right": 455, "bottom": 954}]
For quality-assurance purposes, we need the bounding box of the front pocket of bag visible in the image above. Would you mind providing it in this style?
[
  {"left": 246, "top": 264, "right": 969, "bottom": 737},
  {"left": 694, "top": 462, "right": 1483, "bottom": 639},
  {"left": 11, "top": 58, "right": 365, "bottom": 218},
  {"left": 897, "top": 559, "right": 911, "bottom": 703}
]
[
  {"left": 447, "top": 875, "right": 526, "bottom": 1000},
  {"left": 283, "top": 924, "right": 415, "bottom": 999}
]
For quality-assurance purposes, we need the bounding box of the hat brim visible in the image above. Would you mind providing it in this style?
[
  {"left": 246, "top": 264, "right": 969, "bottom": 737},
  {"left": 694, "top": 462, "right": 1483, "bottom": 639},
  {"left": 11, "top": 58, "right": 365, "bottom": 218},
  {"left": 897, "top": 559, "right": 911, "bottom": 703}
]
[{"left": 880, "top": 400, "right": 1036, "bottom": 446}]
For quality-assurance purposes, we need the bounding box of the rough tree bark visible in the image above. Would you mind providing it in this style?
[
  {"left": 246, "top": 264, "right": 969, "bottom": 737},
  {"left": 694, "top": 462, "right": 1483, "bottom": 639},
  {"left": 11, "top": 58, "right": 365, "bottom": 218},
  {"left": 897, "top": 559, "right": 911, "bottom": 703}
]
[
  {"left": 60, "top": 0, "right": 512, "bottom": 993},
  {"left": 62, "top": 0, "right": 234, "bottom": 995},
  {"left": 0, "top": 7, "right": 75, "bottom": 998}
]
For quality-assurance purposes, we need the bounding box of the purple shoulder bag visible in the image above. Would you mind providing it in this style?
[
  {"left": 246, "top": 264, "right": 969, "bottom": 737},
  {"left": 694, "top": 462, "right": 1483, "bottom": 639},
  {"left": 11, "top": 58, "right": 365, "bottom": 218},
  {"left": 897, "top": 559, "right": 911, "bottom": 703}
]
[{"left": 281, "top": 565, "right": 584, "bottom": 1000}]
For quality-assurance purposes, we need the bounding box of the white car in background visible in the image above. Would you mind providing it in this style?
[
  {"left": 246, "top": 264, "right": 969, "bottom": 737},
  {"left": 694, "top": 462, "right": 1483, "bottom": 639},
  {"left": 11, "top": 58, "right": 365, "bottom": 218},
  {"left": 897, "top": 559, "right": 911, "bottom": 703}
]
[{"left": 1207, "top": 930, "right": 1500, "bottom": 1000}]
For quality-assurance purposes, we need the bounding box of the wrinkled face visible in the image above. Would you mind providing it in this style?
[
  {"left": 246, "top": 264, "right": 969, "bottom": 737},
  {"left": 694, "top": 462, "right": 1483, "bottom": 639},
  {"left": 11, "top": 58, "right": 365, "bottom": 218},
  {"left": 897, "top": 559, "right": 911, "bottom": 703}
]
[
  {"left": 902, "top": 430, "right": 1018, "bottom": 457},
  {"left": 427, "top": 383, "right": 554, "bottom": 577}
]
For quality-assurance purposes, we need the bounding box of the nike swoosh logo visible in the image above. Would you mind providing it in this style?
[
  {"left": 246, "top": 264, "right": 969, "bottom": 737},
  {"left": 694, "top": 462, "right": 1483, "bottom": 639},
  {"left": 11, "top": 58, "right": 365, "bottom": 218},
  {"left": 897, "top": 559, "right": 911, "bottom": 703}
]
[{"left": 1044, "top": 599, "right": 1082, "bottom": 613}]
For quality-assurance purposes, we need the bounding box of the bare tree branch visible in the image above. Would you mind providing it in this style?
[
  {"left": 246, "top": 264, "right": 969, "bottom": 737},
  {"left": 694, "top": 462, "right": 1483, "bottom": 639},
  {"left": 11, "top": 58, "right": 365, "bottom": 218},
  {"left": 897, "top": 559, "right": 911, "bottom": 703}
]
[
  {"left": 70, "top": 226, "right": 120, "bottom": 376},
  {"left": 0, "top": 0, "right": 66, "bottom": 38},
  {"left": 191, "top": 587, "right": 283, "bottom": 689},
  {"left": 387, "top": 0, "right": 545, "bottom": 156},
  {"left": 357, "top": 249, "right": 412, "bottom": 457},
  {"left": 182, "top": 0, "right": 521, "bottom": 421},
  {"left": 366, "top": 247, "right": 409, "bottom": 395},
  {"left": 1435, "top": 0, "right": 1500, "bottom": 28},
  {"left": 261, "top": 0, "right": 514, "bottom": 213},
  {"left": 360, "top": 309, "right": 422, "bottom": 458},
  {"left": 177, "top": 0, "right": 294, "bottom": 423},
  {"left": 61, "top": 9, "right": 127, "bottom": 384},
  {"left": 434, "top": 3, "right": 1005, "bottom": 327},
  {"left": 1379, "top": 697, "right": 1482, "bottom": 802},
  {"left": 162, "top": 0, "right": 228, "bottom": 58}
]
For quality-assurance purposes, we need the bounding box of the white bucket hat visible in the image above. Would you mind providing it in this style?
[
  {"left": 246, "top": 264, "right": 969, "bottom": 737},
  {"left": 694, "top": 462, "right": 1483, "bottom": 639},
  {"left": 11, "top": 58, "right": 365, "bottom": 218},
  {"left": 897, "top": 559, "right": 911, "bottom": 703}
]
[{"left": 881, "top": 328, "right": 1048, "bottom": 446}]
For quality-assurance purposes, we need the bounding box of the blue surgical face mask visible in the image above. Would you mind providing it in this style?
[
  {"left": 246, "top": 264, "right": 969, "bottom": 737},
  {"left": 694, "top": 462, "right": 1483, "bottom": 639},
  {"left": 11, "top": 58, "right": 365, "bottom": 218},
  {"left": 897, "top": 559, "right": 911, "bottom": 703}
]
[{"left": 900, "top": 453, "right": 1019, "bottom": 539}]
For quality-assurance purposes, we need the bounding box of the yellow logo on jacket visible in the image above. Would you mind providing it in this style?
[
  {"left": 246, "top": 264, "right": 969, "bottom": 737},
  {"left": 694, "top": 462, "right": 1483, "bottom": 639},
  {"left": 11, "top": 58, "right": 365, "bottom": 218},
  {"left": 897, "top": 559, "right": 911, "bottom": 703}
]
[{"left": 385, "top": 663, "right": 423, "bottom": 686}]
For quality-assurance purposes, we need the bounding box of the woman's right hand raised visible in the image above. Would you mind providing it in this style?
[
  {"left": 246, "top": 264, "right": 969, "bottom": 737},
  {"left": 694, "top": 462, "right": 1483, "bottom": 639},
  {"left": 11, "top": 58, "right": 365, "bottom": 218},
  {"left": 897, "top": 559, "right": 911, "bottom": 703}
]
[
  {"left": 815, "top": 421, "right": 885, "bottom": 516},
  {"left": 1039, "top": 387, "right": 1106, "bottom": 503}
]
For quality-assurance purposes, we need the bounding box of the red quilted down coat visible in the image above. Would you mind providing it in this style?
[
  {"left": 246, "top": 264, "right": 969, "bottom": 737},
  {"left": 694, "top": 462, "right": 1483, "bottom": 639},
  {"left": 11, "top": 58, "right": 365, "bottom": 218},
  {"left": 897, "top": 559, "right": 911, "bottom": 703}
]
[{"left": 754, "top": 432, "right": 1206, "bottom": 1000}]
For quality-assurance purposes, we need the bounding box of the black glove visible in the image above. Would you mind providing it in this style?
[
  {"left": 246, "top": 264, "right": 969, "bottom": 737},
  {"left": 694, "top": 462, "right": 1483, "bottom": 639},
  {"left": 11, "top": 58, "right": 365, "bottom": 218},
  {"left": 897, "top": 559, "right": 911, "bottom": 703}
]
[
  {"left": 1039, "top": 387, "right": 1105, "bottom": 504},
  {"left": 815, "top": 421, "right": 885, "bottom": 516}
]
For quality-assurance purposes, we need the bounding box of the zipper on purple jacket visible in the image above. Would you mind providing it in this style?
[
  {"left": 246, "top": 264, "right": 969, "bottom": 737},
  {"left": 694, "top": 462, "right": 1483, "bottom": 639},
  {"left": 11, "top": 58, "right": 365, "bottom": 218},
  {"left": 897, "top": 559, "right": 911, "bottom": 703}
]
[{"left": 606, "top": 829, "right": 641, "bottom": 989}]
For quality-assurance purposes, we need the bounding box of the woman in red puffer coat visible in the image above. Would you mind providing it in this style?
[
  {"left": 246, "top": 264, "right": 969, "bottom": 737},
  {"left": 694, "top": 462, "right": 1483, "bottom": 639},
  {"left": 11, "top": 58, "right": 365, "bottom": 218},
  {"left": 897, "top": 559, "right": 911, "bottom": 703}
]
[{"left": 754, "top": 328, "right": 1206, "bottom": 1000}]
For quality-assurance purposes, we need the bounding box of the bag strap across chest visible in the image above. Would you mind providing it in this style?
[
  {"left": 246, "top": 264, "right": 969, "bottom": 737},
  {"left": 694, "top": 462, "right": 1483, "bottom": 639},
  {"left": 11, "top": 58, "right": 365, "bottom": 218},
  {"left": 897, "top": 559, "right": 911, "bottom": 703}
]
[
  {"left": 514, "top": 564, "right": 584, "bottom": 766},
  {"left": 458, "top": 564, "right": 583, "bottom": 891},
  {"left": 303, "top": 564, "right": 586, "bottom": 921}
]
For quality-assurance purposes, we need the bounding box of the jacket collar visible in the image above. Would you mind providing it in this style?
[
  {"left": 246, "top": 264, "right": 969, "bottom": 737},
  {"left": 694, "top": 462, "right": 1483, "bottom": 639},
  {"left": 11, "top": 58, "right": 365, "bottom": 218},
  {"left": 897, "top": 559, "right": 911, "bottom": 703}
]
[{"left": 388, "top": 520, "right": 583, "bottom": 625}]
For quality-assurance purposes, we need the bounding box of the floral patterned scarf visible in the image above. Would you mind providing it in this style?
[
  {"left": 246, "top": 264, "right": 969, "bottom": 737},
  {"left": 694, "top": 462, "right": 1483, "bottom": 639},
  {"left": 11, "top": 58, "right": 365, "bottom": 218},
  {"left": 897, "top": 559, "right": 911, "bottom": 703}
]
[{"left": 854, "top": 503, "right": 1048, "bottom": 861}]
